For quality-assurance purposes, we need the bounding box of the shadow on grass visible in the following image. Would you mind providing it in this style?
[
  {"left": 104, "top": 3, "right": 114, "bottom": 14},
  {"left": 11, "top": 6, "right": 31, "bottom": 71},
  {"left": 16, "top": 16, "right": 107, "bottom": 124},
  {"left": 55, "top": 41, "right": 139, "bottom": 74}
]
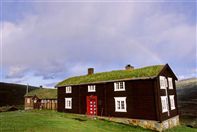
[{"left": 72, "top": 117, "right": 87, "bottom": 122}]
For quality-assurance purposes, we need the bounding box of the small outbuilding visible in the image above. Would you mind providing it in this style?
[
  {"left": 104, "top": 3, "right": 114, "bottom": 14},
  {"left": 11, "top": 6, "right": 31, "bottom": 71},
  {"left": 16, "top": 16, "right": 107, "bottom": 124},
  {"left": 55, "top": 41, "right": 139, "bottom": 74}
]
[
  {"left": 56, "top": 64, "right": 179, "bottom": 131},
  {"left": 24, "top": 88, "right": 57, "bottom": 110}
]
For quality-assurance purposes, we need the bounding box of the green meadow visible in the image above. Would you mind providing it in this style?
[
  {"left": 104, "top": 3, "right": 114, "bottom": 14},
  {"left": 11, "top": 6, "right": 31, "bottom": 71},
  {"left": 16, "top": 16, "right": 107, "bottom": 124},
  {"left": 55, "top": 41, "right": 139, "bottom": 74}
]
[{"left": 0, "top": 110, "right": 196, "bottom": 132}]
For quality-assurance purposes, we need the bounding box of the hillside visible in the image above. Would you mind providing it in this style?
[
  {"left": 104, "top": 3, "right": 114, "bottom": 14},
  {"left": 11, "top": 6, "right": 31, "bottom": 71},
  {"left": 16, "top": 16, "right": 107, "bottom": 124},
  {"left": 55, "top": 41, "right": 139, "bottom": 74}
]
[
  {"left": 176, "top": 78, "right": 197, "bottom": 102},
  {"left": 176, "top": 78, "right": 197, "bottom": 127},
  {"left": 0, "top": 82, "right": 39, "bottom": 107},
  {"left": 176, "top": 77, "right": 197, "bottom": 89}
]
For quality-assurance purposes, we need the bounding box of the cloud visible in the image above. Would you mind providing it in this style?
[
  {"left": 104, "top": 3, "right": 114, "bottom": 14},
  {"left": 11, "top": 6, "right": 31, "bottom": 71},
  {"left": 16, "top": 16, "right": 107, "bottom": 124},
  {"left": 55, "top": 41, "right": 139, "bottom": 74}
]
[
  {"left": 2, "top": 2, "right": 196, "bottom": 86},
  {"left": 6, "top": 65, "right": 27, "bottom": 78}
]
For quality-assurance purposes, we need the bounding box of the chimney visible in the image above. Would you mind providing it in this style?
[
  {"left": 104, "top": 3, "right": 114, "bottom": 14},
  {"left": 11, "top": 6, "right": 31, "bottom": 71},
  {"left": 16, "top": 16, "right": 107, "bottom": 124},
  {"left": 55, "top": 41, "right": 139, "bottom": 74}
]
[
  {"left": 88, "top": 68, "right": 94, "bottom": 75},
  {"left": 125, "top": 64, "right": 134, "bottom": 70}
]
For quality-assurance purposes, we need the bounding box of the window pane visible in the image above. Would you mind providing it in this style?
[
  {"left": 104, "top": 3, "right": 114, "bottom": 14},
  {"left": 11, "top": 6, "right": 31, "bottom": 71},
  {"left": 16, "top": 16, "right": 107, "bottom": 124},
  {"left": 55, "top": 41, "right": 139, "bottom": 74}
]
[
  {"left": 119, "top": 82, "right": 123, "bottom": 89},
  {"left": 170, "top": 95, "right": 175, "bottom": 110},
  {"left": 160, "top": 76, "right": 166, "bottom": 89},
  {"left": 117, "top": 83, "right": 119, "bottom": 90},
  {"left": 121, "top": 101, "right": 125, "bottom": 109},
  {"left": 168, "top": 78, "right": 173, "bottom": 89},
  {"left": 117, "top": 101, "right": 120, "bottom": 109},
  {"left": 161, "top": 96, "right": 168, "bottom": 113},
  {"left": 164, "top": 100, "right": 166, "bottom": 110},
  {"left": 162, "top": 100, "right": 165, "bottom": 110}
]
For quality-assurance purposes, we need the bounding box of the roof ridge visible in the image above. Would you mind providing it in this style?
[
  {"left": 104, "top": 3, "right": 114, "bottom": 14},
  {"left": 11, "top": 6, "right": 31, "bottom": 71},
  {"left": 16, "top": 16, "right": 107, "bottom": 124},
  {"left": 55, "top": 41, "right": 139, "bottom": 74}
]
[{"left": 56, "top": 64, "right": 165, "bottom": 87}]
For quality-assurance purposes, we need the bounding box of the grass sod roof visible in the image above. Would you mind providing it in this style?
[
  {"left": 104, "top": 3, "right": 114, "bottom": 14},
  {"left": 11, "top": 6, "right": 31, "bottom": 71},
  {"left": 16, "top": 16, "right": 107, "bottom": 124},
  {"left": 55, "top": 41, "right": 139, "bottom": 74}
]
[
  {"left": 25, "top": 88, "right": 57, "bottom": 99},
  {"left": 56, "top": 65, "right": 165, "bottom": 87}
]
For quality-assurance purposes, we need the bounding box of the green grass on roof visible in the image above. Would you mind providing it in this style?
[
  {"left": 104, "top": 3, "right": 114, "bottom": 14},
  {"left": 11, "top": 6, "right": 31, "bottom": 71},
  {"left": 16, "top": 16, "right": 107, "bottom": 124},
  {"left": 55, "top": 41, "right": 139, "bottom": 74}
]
[
  {"left": 25, "top": 88, "right": 57, "bottom": 99},
  {"left": 57, "top": 65, "right": 165, "bottom": 87}
]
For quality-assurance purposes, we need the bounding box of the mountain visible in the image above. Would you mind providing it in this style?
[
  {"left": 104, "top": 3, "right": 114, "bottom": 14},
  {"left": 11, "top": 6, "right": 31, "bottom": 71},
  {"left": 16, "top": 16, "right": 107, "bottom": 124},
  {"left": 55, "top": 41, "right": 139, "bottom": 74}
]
[
  {"left": 176, "top": 77, "right": 197, "bottom": 89},
  {"left": 0, "top": 82, "right": 39, "bottom": 107},
  {"left": 176, "top": 78, "right": 197, "bottom": 117}
]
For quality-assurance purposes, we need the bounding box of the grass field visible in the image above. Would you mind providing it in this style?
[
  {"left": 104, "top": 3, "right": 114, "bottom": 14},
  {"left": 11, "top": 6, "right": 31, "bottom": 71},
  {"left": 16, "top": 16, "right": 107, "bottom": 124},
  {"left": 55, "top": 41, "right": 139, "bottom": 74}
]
[{"left": 0, "top": 110, "right": 196, "bottom": 132}]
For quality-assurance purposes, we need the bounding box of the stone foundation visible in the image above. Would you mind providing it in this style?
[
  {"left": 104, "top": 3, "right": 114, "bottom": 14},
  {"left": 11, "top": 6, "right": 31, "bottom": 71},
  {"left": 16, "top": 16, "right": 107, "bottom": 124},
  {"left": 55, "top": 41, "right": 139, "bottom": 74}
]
[{"left": 97, "top": 115, "right": 179, "bottom": 132}]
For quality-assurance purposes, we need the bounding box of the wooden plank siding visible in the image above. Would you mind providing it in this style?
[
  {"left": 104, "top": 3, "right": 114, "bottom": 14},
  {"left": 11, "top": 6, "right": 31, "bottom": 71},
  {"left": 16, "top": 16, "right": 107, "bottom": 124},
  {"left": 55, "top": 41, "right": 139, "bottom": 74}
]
[
  {"left": 58, "top": 79, "right": 158, "bottom": 121},
  {"left": 57, "top": 86, "right": 65, "bottom": 112},
  {"left": 25, "top": 97, "right": 57, "bottom": 110},
  {"left": 40, "top": 99, "right": 57, "bottom": 110},
  {"left": 107, "top": 80, "right": 157, "bottom": 120},
  {"left": 153, "top": 78, "right": 161, "bottom": 122}
]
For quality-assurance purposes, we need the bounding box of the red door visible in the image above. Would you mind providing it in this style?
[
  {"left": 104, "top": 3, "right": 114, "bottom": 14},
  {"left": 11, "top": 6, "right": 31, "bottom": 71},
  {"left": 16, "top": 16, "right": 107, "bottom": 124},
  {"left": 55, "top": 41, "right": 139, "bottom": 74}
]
[{"left": 86, "top": 96, "right": 97, "bottom": 115}]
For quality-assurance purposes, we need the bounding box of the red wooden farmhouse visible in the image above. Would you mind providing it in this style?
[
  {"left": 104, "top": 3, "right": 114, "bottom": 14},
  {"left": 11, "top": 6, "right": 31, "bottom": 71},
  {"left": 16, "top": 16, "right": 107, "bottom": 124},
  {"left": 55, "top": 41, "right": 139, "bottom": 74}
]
[{"left": 56, "top": 64, "right": 179, "bottom": 131}]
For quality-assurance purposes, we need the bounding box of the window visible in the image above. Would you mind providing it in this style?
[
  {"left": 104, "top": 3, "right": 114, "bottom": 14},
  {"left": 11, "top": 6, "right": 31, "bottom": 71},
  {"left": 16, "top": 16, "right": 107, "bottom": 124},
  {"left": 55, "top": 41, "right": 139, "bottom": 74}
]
[
  {"left": 160, "top": 76, "right": 167, "bottom": 89},
  {"left": 161, "top": 96, "right": 168, "bottom": 113},
  {"left": 114, "top": 82, "right": 125, "bottom": 91},
  {"left": 27, "top": 98, "right": 30, "bottom": 104},
  {"left": 65, "top": 86, "right": 72, "bottom": 93},
  {"left": 34, "top": 99, "right": 37, "bottom": 103},
  {"left": 65, "top": 98, "right": 72, "bottom": 109},
  {"left": 168, "top": 78, "right": 173, "bottom": 89},
  {"left": 170, "top": 95, "right": 175, "bottom": 110},
  {"left": 114, "top": 97, "right": 127, "bottom": 112},
  {"left": 88, "top": 85, "right": 96, "bottom": 92}
]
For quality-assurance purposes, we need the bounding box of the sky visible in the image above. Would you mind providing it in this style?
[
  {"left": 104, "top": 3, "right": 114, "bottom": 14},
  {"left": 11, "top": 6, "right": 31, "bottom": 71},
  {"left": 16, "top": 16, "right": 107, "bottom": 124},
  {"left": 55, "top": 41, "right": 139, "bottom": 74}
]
[{"left": 0, "top": 0, "right": 196, "bottom": 87}]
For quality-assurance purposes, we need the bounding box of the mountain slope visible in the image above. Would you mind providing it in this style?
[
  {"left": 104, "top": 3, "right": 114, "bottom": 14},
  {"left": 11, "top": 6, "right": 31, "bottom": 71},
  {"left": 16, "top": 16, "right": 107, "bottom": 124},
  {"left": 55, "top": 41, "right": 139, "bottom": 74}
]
[
  {"left": 176, "top": 78, "right": 197, "bottom": 117},
  {"left": 0, "top": 82, "right": 39, "bottom": 107}
]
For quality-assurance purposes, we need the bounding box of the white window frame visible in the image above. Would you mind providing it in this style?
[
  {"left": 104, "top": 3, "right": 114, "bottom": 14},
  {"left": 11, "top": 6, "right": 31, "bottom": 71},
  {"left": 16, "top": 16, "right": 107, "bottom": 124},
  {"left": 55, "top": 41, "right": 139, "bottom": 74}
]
[
  {"left": 161, "top": 96, "right": 168, "bottom": 113},
  {"left": 114, "top": 97, "right": 127, "bottom": 112},
  {"left": 27, "top": 98, "right": 30, "bottom": 104},
  {"left": 65, "top": 86, "right": 72, "bottom": 93},
  {"left": 114, "top": 82, "right": 125, "bottom": 91},
  {"left": 88, "top": 85, "right": 96, "bottom": 92},
  {"left": 159, "top": 76, "right": 167, "bottom": 89},
  {"left": 168, "top": 78, "right": 173, "bottom": 89},
  {"left": 169, "top": 95, "right": 175, "bottom": 110},
  {"left": 65, "top": 98, "right": 72, "bottom": 109}
]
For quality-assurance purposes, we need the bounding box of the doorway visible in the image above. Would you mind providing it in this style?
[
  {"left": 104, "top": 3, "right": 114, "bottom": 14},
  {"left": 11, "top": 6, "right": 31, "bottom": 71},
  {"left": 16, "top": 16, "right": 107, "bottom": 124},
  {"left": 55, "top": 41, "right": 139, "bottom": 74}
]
[{"left": 86, "top": 96, "right": 97, "bottom": 115}]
